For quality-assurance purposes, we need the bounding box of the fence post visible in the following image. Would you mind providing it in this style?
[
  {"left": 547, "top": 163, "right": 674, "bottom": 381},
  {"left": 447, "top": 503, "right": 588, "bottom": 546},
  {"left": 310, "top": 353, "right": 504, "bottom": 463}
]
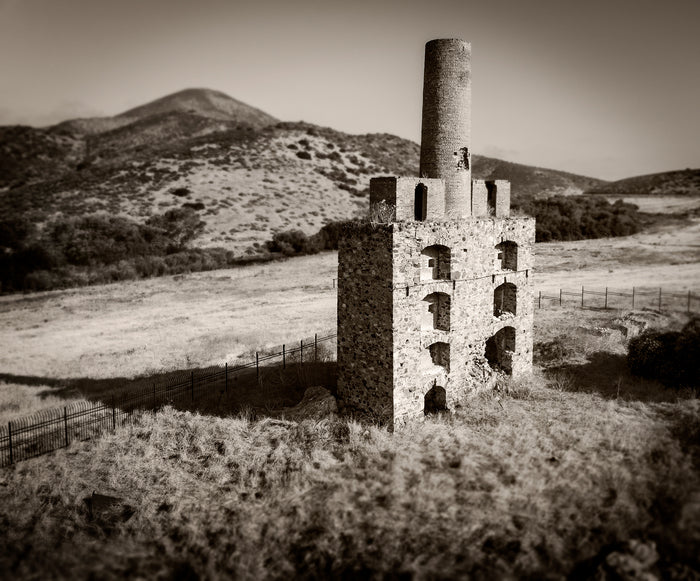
[
  {"left": 559, "top": 289, "right": 562, "bottom": 307},
  {"left": 112, "top": 396, "right": 116, "bottom": 431},
  {"left": 256, "top": 352, "right": 259, "bottom": 381},
  {"left": 605, "top": 287, "right": 608, "bottom": 310},
  {"left": 658, "top": 288, "right": 662, "bottom": 311},
  {"left": 300, "top": 340, "right": 304, "bottom": 365},
  {"left": 8, "top": 422, "right": 12, "bottom": 465},
  {"left": 632, "top": 287, "right": 635, "bottom": 308},
  {"left": 315, "top": 333, "right": 318, "bottom": 362},
  {"left": 64, "top": 407, "right": 69, "bottom": 447},
  {"left": 225, "top": 362, "right": 228, "bottom": 394},
  {"left": 283, "top": 344, "right": 286, "bottom": 369},
  {"left": 538, "top": 290, "right": 541, "bottom": 309},
  {"left": 581, "top": 286, "right": 584, "bottom": 308},
  {"left": 190, "top": 371, "right": 194, "bottom": 402}
]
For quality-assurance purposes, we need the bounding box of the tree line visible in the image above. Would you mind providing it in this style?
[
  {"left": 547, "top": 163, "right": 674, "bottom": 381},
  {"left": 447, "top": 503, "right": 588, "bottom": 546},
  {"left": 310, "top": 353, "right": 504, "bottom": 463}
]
[
  {"left": 267, "top": 196, "right": 644, "bottom": 257},
  {"left": 0, "top": 209, "right": 247, "bottom": 292}
]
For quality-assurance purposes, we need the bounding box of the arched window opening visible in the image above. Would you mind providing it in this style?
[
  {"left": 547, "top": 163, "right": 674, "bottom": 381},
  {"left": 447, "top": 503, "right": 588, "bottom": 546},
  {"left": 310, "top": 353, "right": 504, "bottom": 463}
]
[
  {"left": 485, "top": 326, "right": 515, "bottom": 375},
  {"left": 494, "top": 283, "right": 517, "bottom": 317},
  {"left": 422, "top": 292, "right": 451, "bottom": 331},
  {"left": 414, "top": 183, "right": 427, "bottom": 221},
  {"left": 424, "top": 384, "right": 448, "bottom": 415},
  {"left": 486, "top": 181, "right": 497, "bottom": 214},
  {"left": 428, "top": 342, "right": 450, "bottom": 372},
  {"left": 495, "top": 241, "right": 518, "bottom": 271},
  {"left": 420, "top": 244, "right": 451, "bottom": 280}
]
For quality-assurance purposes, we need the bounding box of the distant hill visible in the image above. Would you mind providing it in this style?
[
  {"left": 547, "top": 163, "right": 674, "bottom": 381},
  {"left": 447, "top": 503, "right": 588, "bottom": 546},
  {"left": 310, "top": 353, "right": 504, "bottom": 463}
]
[
  {"left": 0, "top": 89, "right": 278, "bottom": 189},
  {"left": 471, "top": 157, "right": 604, "bottom": 202},
  {"left": 584, "top": 168, "right": 700, "bottom": 196},
  {"left": 54, "top": 88, "right": 278, "bottom": 135},
  {"left": 0, "top": 89, "right": 607, "bottom": 258}
]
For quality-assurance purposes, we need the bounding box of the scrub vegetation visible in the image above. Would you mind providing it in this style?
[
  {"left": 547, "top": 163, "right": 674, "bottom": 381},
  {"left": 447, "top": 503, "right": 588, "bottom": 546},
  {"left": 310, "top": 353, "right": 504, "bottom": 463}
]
[{"left": 0, "top": 210, "right": 275, "bottom": 293}]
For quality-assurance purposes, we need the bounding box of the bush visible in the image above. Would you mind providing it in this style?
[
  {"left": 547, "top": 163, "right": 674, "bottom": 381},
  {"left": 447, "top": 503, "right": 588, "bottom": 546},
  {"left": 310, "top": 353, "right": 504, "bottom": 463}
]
[
  {"left": 146, "top": 208, "right": 205, "bottom": 252},
  {"left": 267, "top": 230, "right": 313, "bottom": 256},
  {"left": 49, "top": 215, "right": 155, "bottom": 266},
  {"left": 518, "top": 196, "right": 642, "bottom": 242},
  {"left": 627, "top": 319, "right": 700, "bottom": 387},
  {"left": 23, "top": 270, "right": 55, "bottom": 292},
  {"left": 264, "top": 220, "right": 363, "bottom": 258},
  {"left": 296, "top": 151, "right": 312, "bottom": 160},
  {"left": 0, "top": 208, "right": 217, "bottom": 293}
]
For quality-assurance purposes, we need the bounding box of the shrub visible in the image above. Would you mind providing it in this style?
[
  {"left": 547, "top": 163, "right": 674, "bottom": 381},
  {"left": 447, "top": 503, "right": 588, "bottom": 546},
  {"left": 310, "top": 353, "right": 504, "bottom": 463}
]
[
  {"left": 146, "top": 208, "right": 205, "bottom": 252},
  {"left": 0, "top": 217, "right": 33, "bottom": 251},
  {"left": 627, "top": 319, "right": 700, "bottom": 387},
  {"left": 518, "top": 196, "right": 642, "bottom": 242},
  {"left": 23, "top": 270, "right": 55, "bottom": 292},
  {"left": 267, "top": 230, "right": 312, "bottom": 256},
  {"left": 296, "top": 151, "right": 312, "bottom": 160}
]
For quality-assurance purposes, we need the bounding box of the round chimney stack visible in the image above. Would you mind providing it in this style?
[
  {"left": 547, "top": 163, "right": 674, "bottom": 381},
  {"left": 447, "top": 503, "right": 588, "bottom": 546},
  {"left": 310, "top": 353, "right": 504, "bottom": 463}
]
[{"left": 419, "top": 39, "right": 472, "bottom": 218}]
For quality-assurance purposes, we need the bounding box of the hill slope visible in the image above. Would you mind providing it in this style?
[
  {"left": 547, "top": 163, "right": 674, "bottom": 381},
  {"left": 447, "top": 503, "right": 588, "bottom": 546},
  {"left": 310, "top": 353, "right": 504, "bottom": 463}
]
[
  {"left": 55, "top": 87, "right": 278, "bottom": 136},
  {"left": 1, "top": 89, "right": 607, "bottom": 258},
  {"left": 584, "top": 168, "right": 700, "bottom": 196}
]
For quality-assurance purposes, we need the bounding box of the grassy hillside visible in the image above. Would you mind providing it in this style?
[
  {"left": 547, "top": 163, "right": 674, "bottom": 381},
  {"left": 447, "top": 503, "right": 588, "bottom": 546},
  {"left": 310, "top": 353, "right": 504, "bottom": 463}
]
[{"left": 585, "top": 168, "right": 700, "bottom": 197}]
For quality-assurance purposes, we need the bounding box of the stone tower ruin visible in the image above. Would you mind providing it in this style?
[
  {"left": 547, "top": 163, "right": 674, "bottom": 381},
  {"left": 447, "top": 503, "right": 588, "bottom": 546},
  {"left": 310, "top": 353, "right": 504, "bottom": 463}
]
[{"left": 337, "top": 39, "right": 535, "bottom": 425}]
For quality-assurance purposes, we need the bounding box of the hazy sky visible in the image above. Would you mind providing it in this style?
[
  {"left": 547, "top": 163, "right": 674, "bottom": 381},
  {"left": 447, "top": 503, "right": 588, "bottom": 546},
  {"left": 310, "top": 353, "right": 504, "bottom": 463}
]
[{"left": 1, "top": 0, "right": 698, "bottom": 180}]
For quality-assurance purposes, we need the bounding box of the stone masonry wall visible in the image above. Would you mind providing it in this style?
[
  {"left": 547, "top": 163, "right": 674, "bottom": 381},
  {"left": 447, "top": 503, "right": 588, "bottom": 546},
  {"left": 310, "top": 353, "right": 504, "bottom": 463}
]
[
  {"left": 337, "top": 224, "right": 395, "bottom": 423},
  {"left": 471, "top": 179, "right": 511, "bottom": 217},
  {"left": 390, "top": 217, "right": 535, "bottom": 424},
  {"left": 370, "top": 177, "right": 445, "bottom": 222}
]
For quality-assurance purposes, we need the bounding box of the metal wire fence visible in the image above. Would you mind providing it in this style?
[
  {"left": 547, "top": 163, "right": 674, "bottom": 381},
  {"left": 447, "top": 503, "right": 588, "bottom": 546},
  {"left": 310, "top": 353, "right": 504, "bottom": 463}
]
[
  {"left": 537, "top": 286, "right": 698, "bottom": 312},
  {"left": 0, "top": 331, "right": 337, "bottom": 467}
]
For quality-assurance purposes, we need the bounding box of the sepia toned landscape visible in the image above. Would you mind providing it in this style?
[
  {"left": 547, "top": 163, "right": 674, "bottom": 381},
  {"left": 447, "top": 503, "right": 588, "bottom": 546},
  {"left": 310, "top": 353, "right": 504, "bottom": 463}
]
[{"left": 2, "top": 0, "right": 700, "bottom": 579}]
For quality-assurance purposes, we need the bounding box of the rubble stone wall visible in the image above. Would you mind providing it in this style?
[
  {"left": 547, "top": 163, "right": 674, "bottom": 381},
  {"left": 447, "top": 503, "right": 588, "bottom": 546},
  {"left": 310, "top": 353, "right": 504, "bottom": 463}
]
[
  {"left": 370, "top": 177, "right": 445, "bottom": 222},
  {"left": 337, "top": 224, "right": 395, "bottom": 423},
  {"left": 390, "top": 218, "right": 535, "bottom": 425}
]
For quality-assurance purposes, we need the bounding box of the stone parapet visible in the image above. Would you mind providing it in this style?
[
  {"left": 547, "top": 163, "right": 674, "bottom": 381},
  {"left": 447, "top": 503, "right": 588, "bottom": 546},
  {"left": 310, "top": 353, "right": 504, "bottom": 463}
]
[{"left": 370, "top": 176, "right": 446, "bottom": 222}]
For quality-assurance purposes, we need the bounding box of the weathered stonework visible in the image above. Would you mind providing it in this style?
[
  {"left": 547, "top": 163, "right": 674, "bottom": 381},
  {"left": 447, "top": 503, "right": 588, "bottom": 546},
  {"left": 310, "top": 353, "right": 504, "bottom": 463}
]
[
  {"left": 337, "top": 219, "right": 535, "bottom": 425},
  {"left": 337, "top": 39, "right": 535, "bottom": 427},
  {"left": 369, "top": 177, "right": 446, "bottom": 222}
]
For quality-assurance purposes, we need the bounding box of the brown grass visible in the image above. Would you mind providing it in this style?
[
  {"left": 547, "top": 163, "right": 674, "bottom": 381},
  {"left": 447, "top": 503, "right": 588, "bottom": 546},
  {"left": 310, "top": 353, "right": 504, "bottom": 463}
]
[
  {"left": 0, "top": 375, "right": 697, "bottom": 579},
  {"left": 1, "top": 304, "right": 699, "bottom": 579}
]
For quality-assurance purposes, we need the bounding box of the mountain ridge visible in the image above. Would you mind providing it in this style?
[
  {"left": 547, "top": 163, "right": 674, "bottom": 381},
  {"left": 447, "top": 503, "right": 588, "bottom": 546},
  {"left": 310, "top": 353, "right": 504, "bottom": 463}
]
[
  {"left": 52, "top": 88, "right": 278, "bottom": 136},
  {"left": 583, "top": 168, "right": 700, "bottom": 197},
  {"left": 7, "top": 87, "right": 682, "bottom": 259}
]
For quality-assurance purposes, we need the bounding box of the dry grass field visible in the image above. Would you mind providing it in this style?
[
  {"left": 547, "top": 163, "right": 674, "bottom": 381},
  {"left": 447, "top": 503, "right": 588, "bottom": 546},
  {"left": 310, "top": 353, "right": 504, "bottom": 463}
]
[
  {"left": 0, "top": 215, "right": 699, "bottom": 579},
  {"left": 0, "top": 324, "right": 698, "bottom": 579}
]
